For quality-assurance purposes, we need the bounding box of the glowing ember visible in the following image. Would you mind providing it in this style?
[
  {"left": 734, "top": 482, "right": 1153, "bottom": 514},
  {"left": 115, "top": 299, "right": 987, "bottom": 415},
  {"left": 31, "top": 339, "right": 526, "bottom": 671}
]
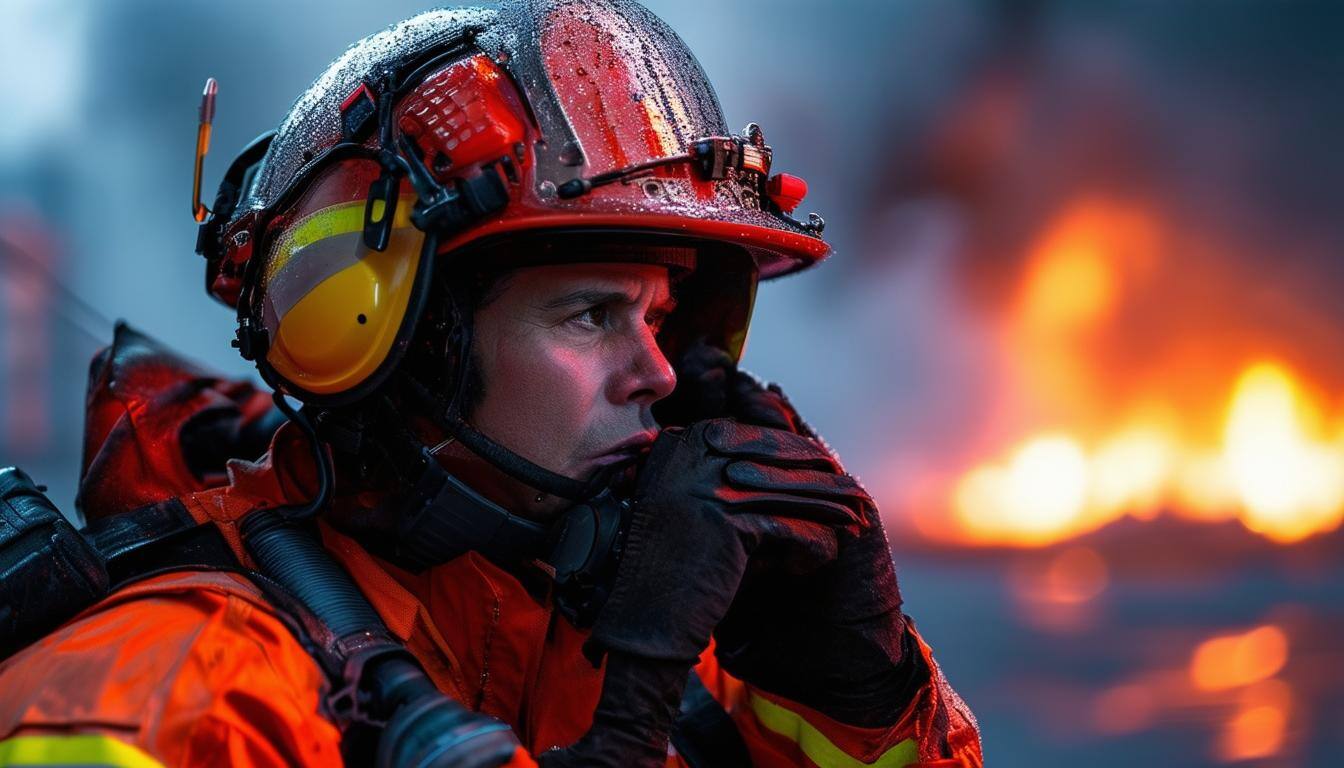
[
  {"left": 1040, "top": 546, "right": 1109, "bottom": 605},
  {"left": 1216, "top": 679, "right": 1293, "bottom": 763},
  {"left": 1082, "top": 624, "right": 1298, "bottom": 761},
  {"left": 1189, "top": 625, "right": 1289, "bottom": 692},
  {"left": 1010, "top": 545, "right": 1111, "bottom": 631}
]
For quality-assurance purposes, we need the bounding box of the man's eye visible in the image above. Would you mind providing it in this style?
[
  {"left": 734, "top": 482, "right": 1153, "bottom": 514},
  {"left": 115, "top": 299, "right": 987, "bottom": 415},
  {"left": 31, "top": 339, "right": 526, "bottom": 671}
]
[
  {"left": 645, "top": 311, "right": 668, "bottom": 333},
  {"left": 569, "top": 305, "right": 608, "bottom": 328}
]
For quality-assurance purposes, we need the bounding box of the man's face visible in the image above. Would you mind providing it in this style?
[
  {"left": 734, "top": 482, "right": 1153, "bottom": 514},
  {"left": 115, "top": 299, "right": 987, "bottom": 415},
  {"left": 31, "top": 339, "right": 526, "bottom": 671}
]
[{"left": 461, "top": 261, "right": 678, "bottom": 511}]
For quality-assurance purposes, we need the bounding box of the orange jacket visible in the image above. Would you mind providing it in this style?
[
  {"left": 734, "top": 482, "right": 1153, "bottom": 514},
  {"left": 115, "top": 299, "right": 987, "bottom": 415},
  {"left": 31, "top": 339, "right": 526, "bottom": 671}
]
[{"left": 0, "top": 331, "right": 982, "bottom": 767}]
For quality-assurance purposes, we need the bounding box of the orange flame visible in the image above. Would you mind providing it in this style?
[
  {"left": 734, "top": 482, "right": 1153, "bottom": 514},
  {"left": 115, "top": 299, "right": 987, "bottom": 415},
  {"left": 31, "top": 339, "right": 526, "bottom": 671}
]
[
  {"left": 1223, "top": 364, "right": 1344, "bottom": 542},
  {"left": 927, "top": 199, "right": 1344, "bottom": 546},
  {"left": 954, "top": 434, "right": 1091, "bottom": 545},
  {"left": 947, "top": 361, "right": 1344, "bottom": 545}
]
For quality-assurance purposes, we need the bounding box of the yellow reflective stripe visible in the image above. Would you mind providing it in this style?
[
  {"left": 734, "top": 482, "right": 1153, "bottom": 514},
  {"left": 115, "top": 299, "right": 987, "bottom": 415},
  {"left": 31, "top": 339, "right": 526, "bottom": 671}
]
[
  {"left": 266, "top": 194, "right": 416, "bottom": 283},
  {"left": 748, "top": 691, "right": 919, "bottom": 768},
  {"left": 0, "top": 733, "right": 164, "bottom": 767}
]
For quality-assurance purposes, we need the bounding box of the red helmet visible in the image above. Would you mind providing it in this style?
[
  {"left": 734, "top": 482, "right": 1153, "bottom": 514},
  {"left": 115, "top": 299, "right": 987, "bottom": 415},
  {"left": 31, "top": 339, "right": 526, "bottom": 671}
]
[{"left": 196, "top": 0, "right": 828, "bottom": 406}]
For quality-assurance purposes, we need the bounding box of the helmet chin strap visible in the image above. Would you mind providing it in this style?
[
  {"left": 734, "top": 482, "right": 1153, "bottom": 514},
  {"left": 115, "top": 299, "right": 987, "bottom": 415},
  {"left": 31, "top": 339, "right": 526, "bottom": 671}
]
[
  {"left": 357, "top": 317, "right": 632, "bottom": 620},
  {"left": 440, "top": 415, "right": 616, "bottom": 502},
  {"left": 397, "top": 370, "right": 616, "bottom": 502},
  {"left": 367, "top": 393, "right": 631, "bottom": 625}
]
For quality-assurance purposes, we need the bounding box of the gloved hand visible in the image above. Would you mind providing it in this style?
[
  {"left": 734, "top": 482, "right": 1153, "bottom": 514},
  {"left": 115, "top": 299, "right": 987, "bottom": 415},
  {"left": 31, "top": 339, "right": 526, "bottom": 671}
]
[
  {"left": 713, "top": 495, "right": 925, "bottom": 729},
  {"left": 592, "top": 418, "right": 867, "bottom": 663},
  {"left": 540, "top": 418, "right": 868, "bottom": 767},
  {"left": 536, "top": 652, "right": 690, "bottom": 768},
  {"left": 669, "top": 341, "right": 927, "bottom": 728},
  {"left": 655, "top": 339, "right": 815, "bottom": 435}
]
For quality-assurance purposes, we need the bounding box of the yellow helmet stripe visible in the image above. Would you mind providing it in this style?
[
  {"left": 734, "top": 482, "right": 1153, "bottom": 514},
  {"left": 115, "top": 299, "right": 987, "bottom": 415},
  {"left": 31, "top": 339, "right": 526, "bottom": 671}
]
[
  {"left": 265, "top": 195, "right": 415, "bottom": 286},
  {"left": 263, "top": 195, "right": 419, "bottom": 326}
]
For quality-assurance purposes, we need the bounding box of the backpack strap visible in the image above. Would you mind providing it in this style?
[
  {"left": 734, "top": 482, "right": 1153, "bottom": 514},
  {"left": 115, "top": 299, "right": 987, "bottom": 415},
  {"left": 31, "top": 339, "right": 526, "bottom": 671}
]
[
  {"left": 84, "top": 498, "right": 238, "bottom": 585},
  {"left": 1, "top": 466, "right": 320, "bottom": 671}
]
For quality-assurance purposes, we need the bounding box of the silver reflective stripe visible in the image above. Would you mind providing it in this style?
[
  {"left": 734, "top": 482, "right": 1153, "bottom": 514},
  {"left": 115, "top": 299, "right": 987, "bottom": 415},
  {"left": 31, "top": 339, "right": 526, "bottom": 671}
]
[{"left": 263, "top": 229, "right": 367, "bottom": 328}]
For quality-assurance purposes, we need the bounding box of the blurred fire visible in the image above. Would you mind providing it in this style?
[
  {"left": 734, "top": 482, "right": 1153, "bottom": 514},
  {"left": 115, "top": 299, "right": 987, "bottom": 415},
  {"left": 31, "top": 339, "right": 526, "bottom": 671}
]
[
  {"left": 918, "top": 200, "right": 1344, "bottom": 546},
  {"left": 1087, "top": 623, "right": 1297, "bottom": 763},
  {"left": 1190, "top": 625, "right": 1288, "bottom": 691},
  {"left": 1218, "top": 679, "right": 1293, "bottom": 763},
  {"left": 1009, "top": 545, "right": 1110, "bottom": 631},
  {"left": 949, "top": 362, "right": 1344, "bottom": 545}
]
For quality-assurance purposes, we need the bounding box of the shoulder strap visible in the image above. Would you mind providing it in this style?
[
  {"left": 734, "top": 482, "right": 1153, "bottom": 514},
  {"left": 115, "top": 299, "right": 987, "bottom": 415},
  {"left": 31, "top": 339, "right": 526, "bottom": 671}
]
[
  {"left": 96, "top": 504, "right": 751, "bottom": 766},
  {"left": 84, "top": 499, "right": 238, "bottom": 585},
  {"left": 0, "top": 484, "right": 332, "bottom": 682},
  {"left": 82, "top": 502, "right": 349, "bottom": 686}
]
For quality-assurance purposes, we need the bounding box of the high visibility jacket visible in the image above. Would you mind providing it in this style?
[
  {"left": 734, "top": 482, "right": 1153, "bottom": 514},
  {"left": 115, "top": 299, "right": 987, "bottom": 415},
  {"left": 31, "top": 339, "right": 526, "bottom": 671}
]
[{"left": 0, "top": 331, "right": 983, "bottom": 767}]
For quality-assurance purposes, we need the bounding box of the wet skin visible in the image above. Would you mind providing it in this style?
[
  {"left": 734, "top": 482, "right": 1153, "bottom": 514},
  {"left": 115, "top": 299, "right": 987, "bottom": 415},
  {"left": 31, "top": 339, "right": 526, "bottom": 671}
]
[{"left": 430, "top": 262, "right": 679, "bottom": 520}]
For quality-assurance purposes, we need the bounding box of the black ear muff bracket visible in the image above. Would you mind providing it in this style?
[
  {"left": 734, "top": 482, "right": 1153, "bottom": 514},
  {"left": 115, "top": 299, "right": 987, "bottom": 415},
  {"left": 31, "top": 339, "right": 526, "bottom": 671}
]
[{"left": 395, "top": 136, "right": 510, "bottom": 236}]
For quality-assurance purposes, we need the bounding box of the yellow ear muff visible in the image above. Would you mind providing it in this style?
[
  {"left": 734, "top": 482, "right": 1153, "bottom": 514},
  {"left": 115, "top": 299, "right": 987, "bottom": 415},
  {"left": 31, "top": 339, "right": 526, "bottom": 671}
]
[{"left": 261, "top": 194, "right": 423, "bottom": 396}]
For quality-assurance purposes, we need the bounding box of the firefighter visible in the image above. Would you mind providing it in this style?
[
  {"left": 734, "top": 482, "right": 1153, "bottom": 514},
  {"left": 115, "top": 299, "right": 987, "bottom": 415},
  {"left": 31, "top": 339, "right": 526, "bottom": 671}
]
[{"left": 0, "top": 1, "right": 982, "bottom": 766}]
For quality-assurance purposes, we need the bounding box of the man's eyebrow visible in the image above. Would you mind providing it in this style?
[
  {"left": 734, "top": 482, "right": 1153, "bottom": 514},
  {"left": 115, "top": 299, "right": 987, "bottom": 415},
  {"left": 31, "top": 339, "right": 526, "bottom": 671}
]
[
  {"left": 541, "top": 289, "right": 634, "bottom": 310},
  {"left": 651, "top": 294, "right": 678, "bottom": 313}
]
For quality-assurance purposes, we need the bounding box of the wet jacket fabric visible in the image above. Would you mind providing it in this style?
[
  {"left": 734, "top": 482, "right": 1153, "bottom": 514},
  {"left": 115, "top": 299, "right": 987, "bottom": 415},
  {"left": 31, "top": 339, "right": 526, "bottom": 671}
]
[{"left": 0, "top": 330, "right": 983, "bottom": 767}]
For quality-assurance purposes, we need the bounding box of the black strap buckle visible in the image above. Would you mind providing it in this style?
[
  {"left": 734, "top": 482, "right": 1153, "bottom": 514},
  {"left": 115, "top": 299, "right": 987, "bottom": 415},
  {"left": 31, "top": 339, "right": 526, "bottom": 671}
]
[{"left": 363, "top": 166, "right": 401, "bottom": 252}]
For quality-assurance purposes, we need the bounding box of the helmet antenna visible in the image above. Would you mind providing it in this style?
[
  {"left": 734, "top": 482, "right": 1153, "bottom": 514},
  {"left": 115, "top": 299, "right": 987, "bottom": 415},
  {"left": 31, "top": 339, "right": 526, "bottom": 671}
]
[{"left": 192, "top": 78, "right": 218, "bottom": 222}]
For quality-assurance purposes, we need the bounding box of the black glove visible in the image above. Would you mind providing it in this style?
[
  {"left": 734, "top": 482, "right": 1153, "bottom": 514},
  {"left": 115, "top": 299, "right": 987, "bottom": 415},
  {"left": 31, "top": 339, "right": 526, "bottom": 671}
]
[
  {"left": 670, "top": 342, "right": 927, "bottom": 727},
  {"left": 535, "top": 652, "right": 688, "bottom": 768},
  {"left": 713, "top": 501, "right": 926, "bottom": 728},
  {"left": 656, "top": 339, "right": 814, "bottom": 435},
  {"left": 541, "top": 419, "right": 868, "bottom": 767},
  {"left": 590, "top": 418, "right": 868, "bottom": 664}
]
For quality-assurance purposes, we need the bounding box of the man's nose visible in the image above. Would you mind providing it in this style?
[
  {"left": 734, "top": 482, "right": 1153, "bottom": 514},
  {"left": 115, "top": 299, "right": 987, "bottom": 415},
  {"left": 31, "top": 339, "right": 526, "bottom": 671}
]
[{"left": 616, "top": 325, "right": 678, "bottom": 406}]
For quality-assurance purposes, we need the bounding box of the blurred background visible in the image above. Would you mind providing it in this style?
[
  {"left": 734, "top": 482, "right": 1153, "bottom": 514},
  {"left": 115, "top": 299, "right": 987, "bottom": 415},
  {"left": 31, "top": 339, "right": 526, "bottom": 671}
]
[{"left": 2, "top": 0, "right": 1342, "bottom": 765}]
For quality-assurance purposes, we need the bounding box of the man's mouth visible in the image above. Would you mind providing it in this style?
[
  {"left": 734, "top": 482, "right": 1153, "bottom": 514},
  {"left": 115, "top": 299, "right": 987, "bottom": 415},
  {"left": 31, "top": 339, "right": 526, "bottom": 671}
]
[{"left": 591, "top": 431, "right": 657, "bottom": 466}]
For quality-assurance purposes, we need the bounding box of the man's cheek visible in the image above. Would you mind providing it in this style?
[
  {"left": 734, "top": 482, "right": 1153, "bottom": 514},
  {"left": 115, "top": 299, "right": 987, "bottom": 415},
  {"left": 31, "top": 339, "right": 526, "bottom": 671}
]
[
  {"left": 506, "top": 356, "right": 589, "bottom": 447},
  {"left": 534, "top": 348, "right": 608, "bottom": 405},
  {"left": 545, "top": 368, "right": 610, "bottom": 463}
]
